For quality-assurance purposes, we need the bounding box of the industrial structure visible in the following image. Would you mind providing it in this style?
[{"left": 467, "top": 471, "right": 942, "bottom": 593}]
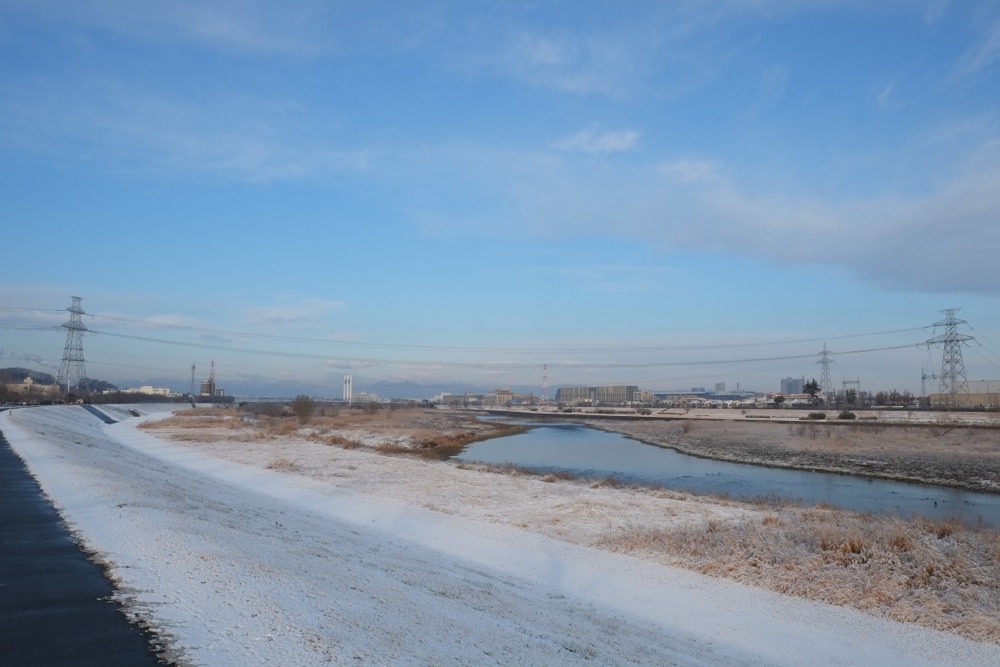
[
  {"left": 199, "top": 360, "right": 224, "bottom": 397},
  {"left": 55, "top": 296, "right": 89, "bottom": 395}
]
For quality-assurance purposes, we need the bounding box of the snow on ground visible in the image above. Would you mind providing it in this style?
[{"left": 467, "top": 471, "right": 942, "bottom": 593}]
[{"left": 4, "top": 405, "right": 999, "bottom": 666}]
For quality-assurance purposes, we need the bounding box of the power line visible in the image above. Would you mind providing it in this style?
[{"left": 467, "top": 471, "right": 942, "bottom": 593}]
[
  {"left": 87, "top": 328, "right": 923, "bottom": 372},
  {"left": 82, "top": 312, "right": 931, "bottom": 355}
]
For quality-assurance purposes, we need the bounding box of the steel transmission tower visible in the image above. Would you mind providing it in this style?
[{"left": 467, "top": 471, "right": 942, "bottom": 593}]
[
  {"left": 55, "top": 296, "right": 89, "bottom": 395},
  {"left": 926, "top": 308, "right": 974, "bottom": 408},
  {"left": 817, "top": 343, "right": 833, "bottom": 403}
]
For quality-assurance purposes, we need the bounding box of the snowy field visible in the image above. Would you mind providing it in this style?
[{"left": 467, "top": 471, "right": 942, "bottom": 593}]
[{"left": 4, "top": 405, "right": 999, "bottom": 666}]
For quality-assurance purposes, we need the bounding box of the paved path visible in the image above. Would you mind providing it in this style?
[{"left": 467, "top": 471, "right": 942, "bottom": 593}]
[{"left": 0, "top": 422, "right": 166, "bottom": 666}]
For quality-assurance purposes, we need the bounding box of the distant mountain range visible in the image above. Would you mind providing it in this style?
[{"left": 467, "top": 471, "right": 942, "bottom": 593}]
[
  {"left": 115, "top": 376, "right": 546, "bottom": 400},
  {"left": 5, "top": 367, "right": 548, "bottom": 400}
]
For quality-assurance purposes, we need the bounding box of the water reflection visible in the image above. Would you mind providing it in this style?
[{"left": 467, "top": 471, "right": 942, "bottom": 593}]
[{"left": 455, "top": 424, "right": 1000, "bottom": 527}]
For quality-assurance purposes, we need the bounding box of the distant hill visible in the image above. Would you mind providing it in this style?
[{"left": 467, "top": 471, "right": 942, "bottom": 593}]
[
  {"left": 0, "top": 368, "right": 117, "bottom": 392},
  {"left": 0, "top": 367, "right": 56, "bottom": 384}
]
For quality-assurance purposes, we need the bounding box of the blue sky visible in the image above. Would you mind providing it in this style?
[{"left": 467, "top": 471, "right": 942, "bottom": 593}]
[{"left": 2, "top": 1, "right": 1000, "bottom": 397}]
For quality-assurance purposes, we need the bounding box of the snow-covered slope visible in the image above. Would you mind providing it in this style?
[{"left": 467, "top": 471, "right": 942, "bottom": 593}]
[{"left": 3, "top": 406, "right": 996, "bottom": 666}]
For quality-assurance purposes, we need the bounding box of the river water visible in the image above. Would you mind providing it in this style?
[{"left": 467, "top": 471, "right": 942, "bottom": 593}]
[{"left": 455, "top": 423, "right": 1000, "bottom": 527}]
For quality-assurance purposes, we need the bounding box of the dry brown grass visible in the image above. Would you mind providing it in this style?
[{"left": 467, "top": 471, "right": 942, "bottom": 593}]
[
  {"left": 598, "top": 506, "right": 1000, "bottom": 643},
  {"left": 138, "top": 408, "right": 245, "bottom": 431},
  {"left": 145, "top": 406, "right": 525, "bottom": 459},
  {"left": 266, "top": 457, "right": 301, "bottom": 473}
]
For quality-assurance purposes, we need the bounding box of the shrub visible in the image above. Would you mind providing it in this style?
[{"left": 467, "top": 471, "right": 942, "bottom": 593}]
[
  {"left": 808, "top": 412, "right": 827, "bottom": 420},
  {"left": 291, "top": 395, "right": 316, "bottom": 425},
  {"left": 838, "top": 410, "right": 856, "bottom": 420}
]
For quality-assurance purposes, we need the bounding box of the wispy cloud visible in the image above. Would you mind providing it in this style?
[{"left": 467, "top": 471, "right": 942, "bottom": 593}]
[
  {"left": 659, "top": 158, "right": 721, "bottom": 184},
  {"left": 553, "top": 125, "right": 640, "bottom": 154},
  {"left": 0, "top": 79, "right": 371, "bottom": 182},
  {"left": 244, "top": 299, "right": 345, "bottom": 325},
  {"left": 530, "top": 264, "right": 683, "bottom": 294},
  {"left": 924, "top": 0, "right": 951, "bottom": 24},
  {"left": 4, "top": 0, "right": 334, "bottom": 56},
  {"left": 143, "top": 314, "right": 204, "bottom": 328},
  {"left": 490, "top": 30, "right": 640, "bottom": 97},
  {"left": 876, "top": 81, "right": 896, "bottom": 109},
  {"left": 950, "top": 21, "right": 1000, "bottom": 81}
]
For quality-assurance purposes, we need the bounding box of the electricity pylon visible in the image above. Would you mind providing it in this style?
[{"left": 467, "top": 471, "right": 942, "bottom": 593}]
[
  {"left": 925, "top": 308, "right": 974, "bottom": 408},
  {"left": 55, "top": 296, "right": 89, "bottom": 395},
  {"left": 818, "top": 343, "right": 833, "bottom": 404}
]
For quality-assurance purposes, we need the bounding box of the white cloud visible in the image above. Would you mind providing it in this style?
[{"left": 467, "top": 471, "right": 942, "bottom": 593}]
[
  {"left": 553, "top": 125, "right": 640, "bottom": 155},
  {"left": 400, "top": 131, "right": 1000, "bottom": 296}
]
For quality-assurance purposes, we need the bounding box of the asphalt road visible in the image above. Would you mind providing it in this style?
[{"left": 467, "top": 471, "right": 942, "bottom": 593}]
[{"left": 0, "top": 422, "right": 167, "bottom": 666}]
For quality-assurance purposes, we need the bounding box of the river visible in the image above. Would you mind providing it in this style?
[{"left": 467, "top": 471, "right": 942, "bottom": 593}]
[{"left": 455, "top": 423, "right": 1000, "bottom": 527}]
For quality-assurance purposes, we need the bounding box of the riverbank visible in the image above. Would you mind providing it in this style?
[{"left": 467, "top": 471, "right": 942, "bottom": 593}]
[
  {"left": 579, "top": 416, "right": 1000, "bottom": 494},
  {"left": 137, "top": 405, "right": 1000, "bottom": 646}
]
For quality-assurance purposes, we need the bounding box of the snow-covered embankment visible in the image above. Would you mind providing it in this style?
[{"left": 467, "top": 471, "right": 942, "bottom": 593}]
[{"left": 3, "top": 406, "right": 996, "bottom": 666}]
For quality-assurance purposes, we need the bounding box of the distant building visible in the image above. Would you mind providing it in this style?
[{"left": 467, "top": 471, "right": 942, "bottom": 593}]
[
  {"left": 715, "top": 382, "right": 726, "bottom": 393},
  {"left": 556, "top": 385, "right": 640, "bottom": 405},
  {"left": 125, "top": 385, "right": 172, "bottom": 396},
  {"left": 482, "top": 388, "right": 514, "bottom": 407},
  {"left": 594, "top": 385, "right": 639, "bottom": 404},
  {"left": 555, "top": 386, "right": 592, "bottom": 404},
  {"left": 780, "top": 377, "right": 804, "bottom": 395},
  {"left": 5, "top": 376, "right": 58, "bottom": 399},
  {"left": 440, "top": 392, "right": 482, "bottom": 407}
]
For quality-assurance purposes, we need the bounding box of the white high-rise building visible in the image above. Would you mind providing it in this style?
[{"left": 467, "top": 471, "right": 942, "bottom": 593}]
[{"left": 343, "top": 375, "right": 353, "bottom": 403}]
